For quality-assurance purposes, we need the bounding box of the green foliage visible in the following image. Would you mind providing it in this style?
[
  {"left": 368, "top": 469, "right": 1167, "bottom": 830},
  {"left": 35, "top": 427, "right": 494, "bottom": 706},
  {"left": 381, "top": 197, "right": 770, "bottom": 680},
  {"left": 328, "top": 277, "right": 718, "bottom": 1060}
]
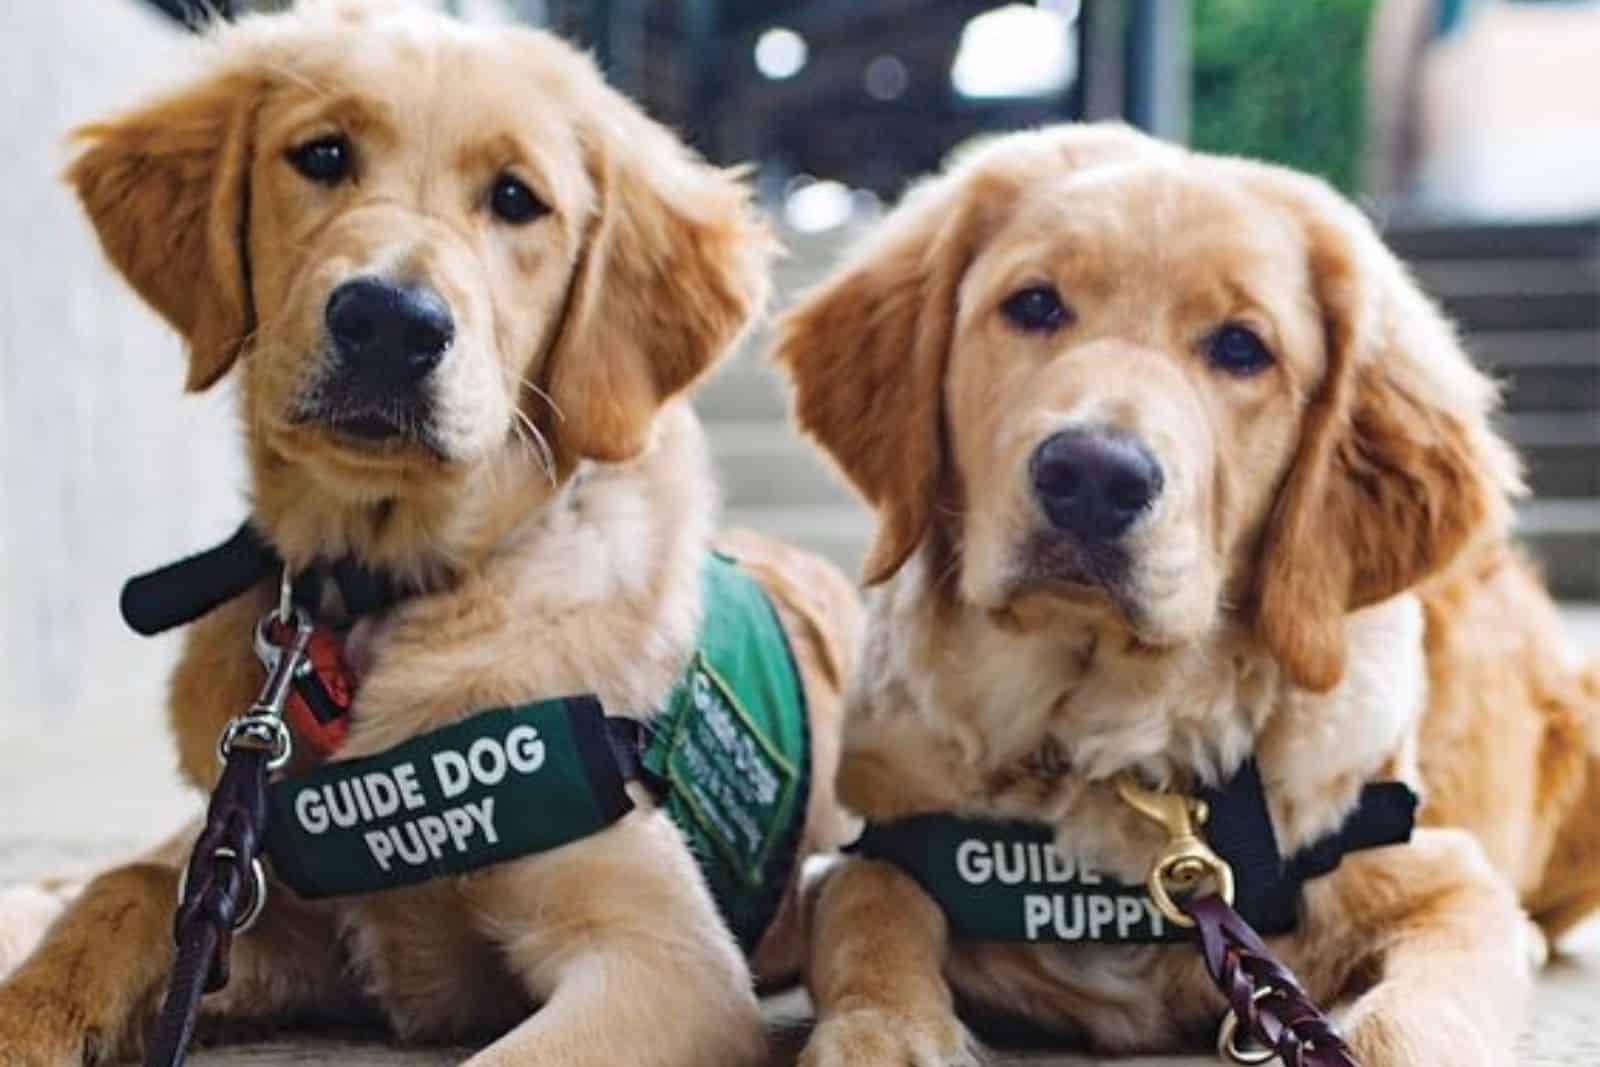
[{"left": 1190, "top": 0, "right": 1376, "bottom": 193}]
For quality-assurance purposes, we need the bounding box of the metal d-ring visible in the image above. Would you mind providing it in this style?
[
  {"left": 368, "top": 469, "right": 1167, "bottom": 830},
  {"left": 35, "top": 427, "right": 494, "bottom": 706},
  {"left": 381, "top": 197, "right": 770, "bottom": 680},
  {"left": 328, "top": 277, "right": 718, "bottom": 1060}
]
[
  {"left": 175, "top": 847, "right": 268, "bottom": 935},
  {"left": 1217, "top": 985, "right": 1282, "bottom": 1064}
]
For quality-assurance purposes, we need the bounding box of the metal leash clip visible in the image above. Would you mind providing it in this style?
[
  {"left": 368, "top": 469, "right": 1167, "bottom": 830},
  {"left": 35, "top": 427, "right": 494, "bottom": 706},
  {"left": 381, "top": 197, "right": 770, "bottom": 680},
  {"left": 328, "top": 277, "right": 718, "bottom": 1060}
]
[
  {"left": 1116, "top": 775, "right": 1275, "bottom": 1065},
  {"left": 1115, "top": 773, "right": 1236, "bottom": 927},
  {"left": 216, "top": 575, "right": 310, "bottom": 772}
]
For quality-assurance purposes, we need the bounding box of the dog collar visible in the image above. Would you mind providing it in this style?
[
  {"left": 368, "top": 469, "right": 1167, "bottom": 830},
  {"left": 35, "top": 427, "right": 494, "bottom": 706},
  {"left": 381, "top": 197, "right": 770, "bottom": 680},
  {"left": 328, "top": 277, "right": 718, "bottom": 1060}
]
[
  {"left": 850, "top": 761, "right": 1416, "bottom": 943},
  {"left": 119, "top": 520, "right": 419, "bottom": 636}
]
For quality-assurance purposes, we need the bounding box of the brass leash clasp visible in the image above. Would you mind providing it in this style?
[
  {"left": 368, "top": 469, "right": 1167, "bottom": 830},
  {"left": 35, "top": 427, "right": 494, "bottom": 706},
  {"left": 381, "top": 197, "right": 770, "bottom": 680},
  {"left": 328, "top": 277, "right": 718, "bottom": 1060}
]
[{"left": 1114, "top": 773, "right": 1235, "bottom": 928}]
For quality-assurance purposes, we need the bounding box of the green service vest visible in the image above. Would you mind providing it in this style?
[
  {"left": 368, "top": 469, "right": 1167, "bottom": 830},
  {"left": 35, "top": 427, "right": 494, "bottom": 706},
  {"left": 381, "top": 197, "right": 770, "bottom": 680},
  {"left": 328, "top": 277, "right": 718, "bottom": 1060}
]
[{"left": 263, "top": 552, "right": 809, "bottom": 953}]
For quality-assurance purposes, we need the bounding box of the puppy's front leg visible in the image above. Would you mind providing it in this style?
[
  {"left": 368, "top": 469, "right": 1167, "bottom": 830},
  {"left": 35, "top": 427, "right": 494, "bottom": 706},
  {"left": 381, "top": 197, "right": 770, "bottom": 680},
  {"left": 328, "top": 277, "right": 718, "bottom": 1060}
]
[
  {"left": 0, "top": 826, "right": 352, "bottom": 1067},
  {"left": 0, "top": 858, "right": 179, "bottom": 1067},
  {"left": 460, "top": 810, "right": 764, "bottom": 1067},
  {"left": 1324, "top": 830, "right": 1534, "bottom": 1067},
  {"left": 800, "top": 858, "right": 977, "bottom": 1067}
]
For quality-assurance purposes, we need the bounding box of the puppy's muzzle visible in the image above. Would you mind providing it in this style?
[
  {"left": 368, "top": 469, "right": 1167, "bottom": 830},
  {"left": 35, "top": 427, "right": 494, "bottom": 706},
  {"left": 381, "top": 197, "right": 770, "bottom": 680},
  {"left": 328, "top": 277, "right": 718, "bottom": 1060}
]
[
  {"left": 317, "top": 277, "right": 454, "bottom": 441},
  {"left": 1030, "top": 428, "right": 1163, "bottom": 543}
]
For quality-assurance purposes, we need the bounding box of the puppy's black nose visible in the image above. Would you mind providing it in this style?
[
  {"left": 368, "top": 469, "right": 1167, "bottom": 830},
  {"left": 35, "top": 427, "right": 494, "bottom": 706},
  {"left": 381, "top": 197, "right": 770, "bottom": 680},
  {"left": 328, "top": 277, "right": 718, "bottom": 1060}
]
[
  {"left": 1030, "top": 429, "right": 1163, "bottom": 542},
  {"left": 325, "top": 278, "right": 453, "bottom": 386}
]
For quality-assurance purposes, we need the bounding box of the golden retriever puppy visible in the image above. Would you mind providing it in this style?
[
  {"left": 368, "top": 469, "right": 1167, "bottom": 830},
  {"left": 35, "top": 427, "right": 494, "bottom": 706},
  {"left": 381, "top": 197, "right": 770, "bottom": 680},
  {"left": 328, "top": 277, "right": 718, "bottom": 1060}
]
[
  {"left": 775, "top": 123, "right": 1600, "bottom": 1066},
  {"left": 0, "top": 3, "right": 859, "bottom": 1065}
]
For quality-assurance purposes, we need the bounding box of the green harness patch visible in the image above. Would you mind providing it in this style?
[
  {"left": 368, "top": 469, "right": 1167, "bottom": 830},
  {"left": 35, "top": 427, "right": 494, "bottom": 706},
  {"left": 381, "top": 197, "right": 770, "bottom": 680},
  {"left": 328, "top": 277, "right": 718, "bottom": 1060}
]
[
  {"left": 641, "top": 554, "right": 808, "bottom": 951},
  {"left": 266, "top": 697, "right": 631, "bottom": 898},
  {"left": 854, "top": 815, "right": 1185, "bottom": 944},
  {"left": 264, "top": 552, "right": 809, "bottom": 953}
]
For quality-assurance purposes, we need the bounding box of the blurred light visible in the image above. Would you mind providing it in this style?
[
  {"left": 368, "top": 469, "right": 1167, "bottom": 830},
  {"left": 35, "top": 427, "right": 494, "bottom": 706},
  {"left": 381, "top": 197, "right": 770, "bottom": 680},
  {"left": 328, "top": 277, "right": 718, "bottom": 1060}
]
[
  {"left": 1036, "top": 0, "right": 1081, "bottom": 17},
  {"left": 850, "top": 188, "right": 885, "bottom": 224},
  {"left": 785, "top": 179, "right": 854, "bottom": 233},
  {"left": 952, "top": 4, "right": 1075, "bottom": 99},
  {"left": 864, "top": 54, "right": 910, "bottom": 101},
  {"left": 754, "top": 27, "right": 808, "bottom": 80},
  {"left": 783, "top": 173, "right": 818, "bottom": 198}
]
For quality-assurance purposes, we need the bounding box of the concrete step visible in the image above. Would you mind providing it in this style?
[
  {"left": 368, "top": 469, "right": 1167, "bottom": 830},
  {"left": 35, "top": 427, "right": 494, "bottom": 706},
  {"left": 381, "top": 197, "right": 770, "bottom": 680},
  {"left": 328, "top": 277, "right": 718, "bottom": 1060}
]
[
  {"left": 1473, "top": 329, "right": 1599, "bottom": 413},
  {"left": 723, "top": 506, "right": 871, "bottom": 574},
  {"left": 1385, "top": 218, "right": 1600, "bottom": 260},
  {"left": 1519, "top": 500, "right": 1600, "bottom": 600},
  {"left": 1440, "top": 287, "right": 1600, "bottom": 332},
  {"left": 707, "top": 422, "right": 854, "bottom": 510},
  {"left": 1499, "top": 362, "right": 1600, "bottom": 414},
  {"left": 1413, "top": 258, "right": 1600, "bottom": 305},
  {"left": 1507, "top": 412, "right": 1600, "bottom": 498},
  {"left": 697, "top": 345, "right": 790, "bottom": 422},
  {"left": 1469, "top": 329, "right": 1600, "bottom": 370}
]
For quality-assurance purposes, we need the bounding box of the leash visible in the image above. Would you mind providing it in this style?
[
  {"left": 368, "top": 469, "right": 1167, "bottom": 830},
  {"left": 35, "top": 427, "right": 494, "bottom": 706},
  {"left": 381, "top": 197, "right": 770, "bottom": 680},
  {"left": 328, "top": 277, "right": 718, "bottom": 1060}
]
[
  {"left": 1118, "top": 776, "right": 1358, "bottom": 1066},
  {"left": 144, "top": 581, "right": 307, "bottom": 1067}
]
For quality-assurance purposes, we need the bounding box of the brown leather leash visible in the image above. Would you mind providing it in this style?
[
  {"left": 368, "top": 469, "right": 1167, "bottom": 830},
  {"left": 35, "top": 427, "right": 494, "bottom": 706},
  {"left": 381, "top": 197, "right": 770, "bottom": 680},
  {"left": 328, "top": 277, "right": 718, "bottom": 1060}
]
[
  {"left": 1117, "top": 775, "right": 1359, "bottom": 1066},
  {"left": 1186, "top": 895, "right": 1357, "bottom": 1066},
  {"left": 144, "top": 599, "right": 310, "bottom": 1067}
]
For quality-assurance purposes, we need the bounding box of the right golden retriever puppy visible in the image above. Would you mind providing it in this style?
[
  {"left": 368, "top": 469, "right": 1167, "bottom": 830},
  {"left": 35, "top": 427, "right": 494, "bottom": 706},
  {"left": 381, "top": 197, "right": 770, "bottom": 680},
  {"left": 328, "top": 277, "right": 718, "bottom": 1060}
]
[{"left": 775, "top": 124, "right": 1600, "bottom": 1066}]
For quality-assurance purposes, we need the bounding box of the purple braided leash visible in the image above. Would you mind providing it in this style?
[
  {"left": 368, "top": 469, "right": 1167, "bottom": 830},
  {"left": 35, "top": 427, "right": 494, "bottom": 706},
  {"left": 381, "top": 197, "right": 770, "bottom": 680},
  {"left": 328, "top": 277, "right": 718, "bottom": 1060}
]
[{"left": 1185, "top": 895, "right": 1358, "bottom": 1067}]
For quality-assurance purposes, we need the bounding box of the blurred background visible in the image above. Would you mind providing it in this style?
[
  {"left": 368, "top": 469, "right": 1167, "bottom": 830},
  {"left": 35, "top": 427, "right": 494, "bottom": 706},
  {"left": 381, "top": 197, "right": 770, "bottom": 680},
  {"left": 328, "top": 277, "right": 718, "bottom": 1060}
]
[{"left": 2, "top": 0, "right": 1597, "bottom": 855}]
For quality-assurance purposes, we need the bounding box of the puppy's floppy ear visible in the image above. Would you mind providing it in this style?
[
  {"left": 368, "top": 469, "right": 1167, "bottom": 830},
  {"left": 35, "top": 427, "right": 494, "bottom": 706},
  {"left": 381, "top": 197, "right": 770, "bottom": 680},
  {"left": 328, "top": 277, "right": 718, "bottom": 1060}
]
[
  {"left": 67, "top": 70, "right": 259, "bottom": 392},
  {"left": 1252, "top": 173, "right": 1522, "bottom": 691},
  {"left": 773, "top": 176, "right": 984, "bottom": 585},
  {"left": 546, "top": 88, "right": 773, "bottom": 463}
]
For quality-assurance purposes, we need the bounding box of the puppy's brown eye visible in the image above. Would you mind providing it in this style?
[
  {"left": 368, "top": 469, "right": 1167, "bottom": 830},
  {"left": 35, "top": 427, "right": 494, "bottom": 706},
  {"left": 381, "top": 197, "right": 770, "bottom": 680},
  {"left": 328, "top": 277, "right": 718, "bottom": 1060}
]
[
  {"left": 286, "top": 135, "right": 351, "bottom": 184},
  {"left": 490, "top": 174, "right": 547, "bottom": 224},
  {"left": 1001, "top": 285, "right": 1070, "bottom": 333},
  {"left": 1206, "top": 322, "right": 1274, "bottom": 376}
]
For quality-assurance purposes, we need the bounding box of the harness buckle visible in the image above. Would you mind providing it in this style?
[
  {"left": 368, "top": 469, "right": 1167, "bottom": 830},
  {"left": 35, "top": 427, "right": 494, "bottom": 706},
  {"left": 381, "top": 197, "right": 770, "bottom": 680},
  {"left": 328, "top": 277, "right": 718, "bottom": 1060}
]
[{"left": 1114, "top": 774, "right": 1235, "bottom": 928}]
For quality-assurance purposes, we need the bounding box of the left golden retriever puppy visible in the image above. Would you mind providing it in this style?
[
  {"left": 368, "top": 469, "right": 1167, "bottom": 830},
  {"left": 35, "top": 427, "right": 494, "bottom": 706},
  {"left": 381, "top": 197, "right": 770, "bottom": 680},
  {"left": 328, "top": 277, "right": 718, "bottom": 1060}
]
[{"left": 0, "top": 2, "right": 859, "bottom": 1065}]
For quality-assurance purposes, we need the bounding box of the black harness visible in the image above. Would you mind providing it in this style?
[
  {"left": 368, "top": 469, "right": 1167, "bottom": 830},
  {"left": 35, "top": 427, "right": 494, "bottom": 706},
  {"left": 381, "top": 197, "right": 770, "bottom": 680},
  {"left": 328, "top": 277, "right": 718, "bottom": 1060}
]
[{"left": 850, "top": 760, "right": 1418, "bottom": 944}]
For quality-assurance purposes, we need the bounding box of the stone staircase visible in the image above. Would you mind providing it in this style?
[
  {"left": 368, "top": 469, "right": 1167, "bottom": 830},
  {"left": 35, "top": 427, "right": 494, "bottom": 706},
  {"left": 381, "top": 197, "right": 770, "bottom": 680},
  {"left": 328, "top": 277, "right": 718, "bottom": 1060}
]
[
  {"left": 1391, "top": 219, "right": 1600, "bottom": 598},
  {"left": 697, "top": 220, "right": 1600, "bottom": 596}
]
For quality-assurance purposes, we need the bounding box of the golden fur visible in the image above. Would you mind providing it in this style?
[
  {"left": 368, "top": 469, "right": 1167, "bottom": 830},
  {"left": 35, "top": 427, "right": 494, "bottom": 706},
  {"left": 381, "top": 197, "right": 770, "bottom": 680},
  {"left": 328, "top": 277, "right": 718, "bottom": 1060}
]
[
  {"left": 775, "top": 123, "right": 1600, "bottom": 1066},
  {"left": 0, "top": 4, "right": 859, "bottom": 1065}
]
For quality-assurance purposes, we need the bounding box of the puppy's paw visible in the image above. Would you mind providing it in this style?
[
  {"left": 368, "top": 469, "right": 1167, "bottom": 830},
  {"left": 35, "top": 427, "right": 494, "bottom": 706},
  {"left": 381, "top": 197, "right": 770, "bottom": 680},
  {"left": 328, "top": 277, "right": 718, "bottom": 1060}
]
[
  {"left": 800, "top": 1009, "right": 980, "bottom": 1067},
  {"left": 1342, "top": 987, "right": 1502, "bottom": 1067},
  {"left": 0, "top": 886, "right": 70, "bottom": 979}
]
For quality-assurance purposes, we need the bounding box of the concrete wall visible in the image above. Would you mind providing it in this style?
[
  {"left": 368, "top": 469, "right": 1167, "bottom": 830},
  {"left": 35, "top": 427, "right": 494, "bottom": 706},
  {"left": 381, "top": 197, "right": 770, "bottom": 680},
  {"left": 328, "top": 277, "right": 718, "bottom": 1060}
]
[{"left": 0, "top": 2, "right": 244, "bottom": 751}]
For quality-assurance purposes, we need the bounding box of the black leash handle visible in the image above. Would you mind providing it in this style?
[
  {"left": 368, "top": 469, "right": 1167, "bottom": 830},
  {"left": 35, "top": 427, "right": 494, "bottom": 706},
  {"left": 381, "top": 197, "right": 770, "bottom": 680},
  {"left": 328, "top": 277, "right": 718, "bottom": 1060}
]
[
  {"left": 145, "top": 746, "right": 271, "bottom": 1067},
  {"left": 120, "top": 522, "right": 275, "bottom": 636}
]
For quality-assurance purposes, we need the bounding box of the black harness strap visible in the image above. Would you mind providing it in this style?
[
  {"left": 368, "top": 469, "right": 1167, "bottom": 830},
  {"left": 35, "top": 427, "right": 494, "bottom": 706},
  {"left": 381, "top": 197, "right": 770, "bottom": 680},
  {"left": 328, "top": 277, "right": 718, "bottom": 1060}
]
[
  {"left": 1199, "top": 762, "right": 1418, "bottom": 935},
  {"left": 121, "top": 523, "right": 276, "bottom": 637},
  {"left": 120, "top": 520, "right": 418, "bottom": 636}
]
